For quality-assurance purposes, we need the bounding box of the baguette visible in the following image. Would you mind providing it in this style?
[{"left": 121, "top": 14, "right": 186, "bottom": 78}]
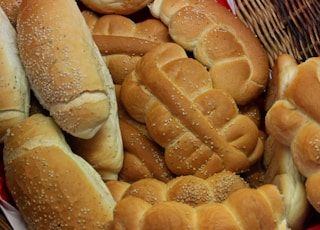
[
  {"left": 106, "top": 171, "right": 248, "bottom": 207},
  {"left": 265, "top": 55, "right": 320, "bottom": 212},
  {"left": 16, "top": 0, "right": 117, "bottom": 139},
  {"left": 0, "top": 6, "right": 29, "bottom": 141},
  {"left": 121, "top": 42, "right": 264, "bottom": 178},
  {"left": 110, "top": 184, "right": 288, "bottom": 230},
  {"left": 149, "top": 0, "right": 269, "bottom": 105},
  {"left": 3, "top": 114, "right": 116, "bottom": 229}
]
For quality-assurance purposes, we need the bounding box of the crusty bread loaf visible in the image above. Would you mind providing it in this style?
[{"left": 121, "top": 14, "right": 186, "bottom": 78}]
[
  {"left": 0, "top": 6, "right": 29, "bottom": 141},
  {"left": 263, "top": 136, "right": 309, "bottom": 230},
  {"left": 265, "top": 55, "right": 320, "bottom": 212},
  {"left": 149, "top": 0, "right": 269, "bottom": 105},
  {"left": 116, "top": 84, "right": 174, "bottom": 183},
  {"left": 3, "top": 114, "right": 116, "bottom": 229},
  {"left": 109, "top": 184, "right": 288, "bottom": 230},
  {"left": 82, "top": 10, "right": 171, "bottom": 84},
  {"left": 0, "top": 0, "right": 22, "bottom": 26},
  {"left": 17, "top": 0, "right": 117, "bottom": 139},
  {"left": 106, "top": 171, "right": 248, "bottom": 207},
  {"left": 121, "top": 42, "right": 264, "bottom": 178},
  {"left": 79, "top": 0, "right": 153, "bottom": 15}
]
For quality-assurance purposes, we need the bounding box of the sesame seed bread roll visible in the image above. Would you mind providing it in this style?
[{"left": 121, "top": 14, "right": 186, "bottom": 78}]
[
  {"left": 110, "top": 184, "right": 288, "bottom": 230},
  {"left": 16, "top": 0, "right": 116, "bottom": 139},
  {"left": 3, "top": 113, "right": 116, "bottom": 229},
  {"left": 0, "top": 0, "right": 22, "bottom": 26},
  {"left": 0, "top": 6, "right": 29, "bottom": 141},
  {"left": 106, "top": 171, "right": 248, "bottom": 206},
  {"left": 121, "top": 42, "right": 264, "bottom": 178}
]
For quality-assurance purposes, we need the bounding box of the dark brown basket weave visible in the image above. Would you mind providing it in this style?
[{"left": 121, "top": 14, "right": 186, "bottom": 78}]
[
  {"left": 0, "top": 211, "right": 13, "bottom": 230},
  {"left": 234, "top": 0, "right": 320, "bottom": 66}
]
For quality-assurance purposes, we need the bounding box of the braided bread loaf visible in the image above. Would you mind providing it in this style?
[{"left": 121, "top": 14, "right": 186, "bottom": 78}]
[
  {"left": 149, "top": 0, "right": 269, "bottom": 105},
  {"left": 116, "top": 85, "right": 174, "bottom": 183},
  {"left": 265, "top": 54, "right": 320, "bottom": 212},
  {"left": 121, "top": 42, "right": 264, "bottom": 178},
  {"left": 106, "top": 171, "right": 248, "bottom": 206},
  {"left": 109, "top": 184, "right": 288, "bottom": 230},
  {"left": 82, "top": 10, "right": 171, "bottom": 84}
]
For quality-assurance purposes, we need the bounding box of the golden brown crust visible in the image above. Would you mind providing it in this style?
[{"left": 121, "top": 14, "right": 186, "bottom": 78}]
[
  {"left": 0, "top": 6, "right": 29, "bottom": 141},
  {"left": 82, "top": 11, "right": 171, "bottom": 84},
  {"left": 17, "top": 0, "right": 115, "bottom": 139},
  {"left": 110, "top": 184, "right": 287, "bottom": 229},
  {"left": 149, "top": 0, "right": 269, "bottom": 105},
  {"left": 121, "top": 42, "right": 264, "bottom": 177},
  {"left": 106, "top": 172, "right": 248, "bottom": 207},
  {"left": 0, "top": 0, "right": 22, "bottom": 26},
  {"left": 3, "top": 114, "right": 116, "bottom": 229},
  {"left": 79, "top": 0, "right": 153, "bottom": 15}
]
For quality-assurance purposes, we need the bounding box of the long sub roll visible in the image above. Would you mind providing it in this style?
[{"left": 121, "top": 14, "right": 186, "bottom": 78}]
[
  {"left": 16, "top": 0, "right": 117, "bottom": 139},
  {"left": 0, "top": 6, "right": 29, "bottom": 141},
  {"left": 3, "top": 113, "right": 116, "bottom": 229}
]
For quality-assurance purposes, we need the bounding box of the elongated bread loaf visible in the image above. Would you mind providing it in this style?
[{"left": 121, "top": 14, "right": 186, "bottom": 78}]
[
  {"left": 106, "top": 171, "right": 248, "bottom": 206},
  {"left": 3, "top": 113, "right": 116, "bottom": 229},
  {"left": 265, "top": 54, "right": 320, "bottom": 212},
  {"left": 149, "top": 0, "right": 269, "bottom": 105},
  {"left": 263, "top": 136, "right": 309, "bottom": 230},
  {"left": 110, "top": 184, "right": 288, "bottom": 230},
  {"left": 16, "top": 0, "right": 117, "bottom": 139},
  {"left": 121, "top": 42, "right": 264, "bottom": 178},
  {"left": 0, "top": 6, "right": 29, "bottom": 141}
]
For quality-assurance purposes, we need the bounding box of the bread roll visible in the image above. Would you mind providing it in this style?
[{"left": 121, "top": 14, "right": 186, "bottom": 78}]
[
  {"left": 106, "top": 171, "right": 248, "bottom": 207},
  {"left": 3, "top": 114, "right": 116, "bottom": 229},
  {"left": 0, "top": 0, "right": 22, "bottom": 26},
  {"left": 16, "top": 0, "right": 117, "bottom": 139},
  {"left": 265, "top": 55, "right": 320, "bottom": 212},
  {"left": 115, "top": 85, "right": 174, "bottom": 183},
  {"left": 110, "top": 184, "right": 288, "bottom": 230},
  {"left": 149, "top": 0, "right": 269, "bottom": 105},
  {"left": 82, "top": 10, "right": 171, "bottom": 84},
  {"left": 263, "top": 136, "right": 309, "bottom": 230},
  {"left": 121, "top": 42, "right": 264, "bottom": 178},
  {"left": 78, "top": 0, "right": 153, "bottom": 15},
  {"left": 0, "top": 6, "right": 29, "bottom": 141}
]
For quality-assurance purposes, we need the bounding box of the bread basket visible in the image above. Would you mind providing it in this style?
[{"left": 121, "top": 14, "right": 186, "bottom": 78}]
[
  {"left": 0, "top": 0, "right": 319, "bottom": 229},
  {"left": 234, "top": 0, "right": 319, "bottom": 66}
]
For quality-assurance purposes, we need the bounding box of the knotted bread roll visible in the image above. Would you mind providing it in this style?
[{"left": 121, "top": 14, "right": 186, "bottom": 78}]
[
  {"left": 149, "top": 0, "right": 269, "bottom": 105},
  {"left": 121, "top": 42, "right": 264, "bottom": 178},
  {"left": 110, "top": 184, "right": 288, "bottom": 230},
  {"left": 265, "top": 54, "right": 320, "bottom": 212},
  {"left": 106, "top": 171, "right": 248, "bottom": 206}
]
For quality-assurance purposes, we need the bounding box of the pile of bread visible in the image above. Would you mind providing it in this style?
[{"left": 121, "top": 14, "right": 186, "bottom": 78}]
[{"left": 0, "top": 0, "right": 319, "bottom": 229}]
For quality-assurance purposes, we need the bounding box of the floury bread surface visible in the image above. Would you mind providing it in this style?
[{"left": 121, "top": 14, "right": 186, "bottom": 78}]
[
  {"left": 120, "top": 42, "right": 264, "bottom": 178},
  {"left": 3, "top": 114, "right": 116, "bottom": 229},
  {"left": 16, "top": 0, "right": 118, "bottom": 139},
  {"left": 0, "top": 6, "right": 29, "bottom": 141}
]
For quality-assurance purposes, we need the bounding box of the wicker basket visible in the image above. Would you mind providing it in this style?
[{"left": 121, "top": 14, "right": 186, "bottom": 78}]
[
  {"left": 234, "top": 0, "right": 320, "bottom": 66},
  {"left": 0, "top": 211, "right": 13, "bottom": 230}
]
